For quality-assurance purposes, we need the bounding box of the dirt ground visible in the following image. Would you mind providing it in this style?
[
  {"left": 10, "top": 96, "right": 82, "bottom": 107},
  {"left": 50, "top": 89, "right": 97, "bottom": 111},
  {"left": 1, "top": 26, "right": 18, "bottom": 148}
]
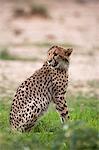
[{"left": 0, "top": 0, "right": 99, "bottom": 98}]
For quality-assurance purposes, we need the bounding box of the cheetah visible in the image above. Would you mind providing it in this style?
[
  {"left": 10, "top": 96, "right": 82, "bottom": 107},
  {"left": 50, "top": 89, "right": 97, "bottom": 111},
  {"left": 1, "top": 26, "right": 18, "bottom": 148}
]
[{"left": 10, "top": 46, "right": 73, "bottom": 132}]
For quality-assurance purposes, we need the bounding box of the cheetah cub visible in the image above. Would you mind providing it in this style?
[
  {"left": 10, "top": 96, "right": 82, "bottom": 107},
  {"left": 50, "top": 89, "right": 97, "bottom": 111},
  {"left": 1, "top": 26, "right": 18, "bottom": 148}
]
[{"left": 10, "top": 46, "right": 73, "bottom": 132}]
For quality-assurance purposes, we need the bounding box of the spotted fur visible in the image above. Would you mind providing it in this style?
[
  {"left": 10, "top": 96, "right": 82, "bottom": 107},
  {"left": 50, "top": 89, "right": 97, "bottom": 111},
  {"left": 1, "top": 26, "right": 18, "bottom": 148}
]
[{"left": 10, "top": 46, "right": 73, "bottom": 132}]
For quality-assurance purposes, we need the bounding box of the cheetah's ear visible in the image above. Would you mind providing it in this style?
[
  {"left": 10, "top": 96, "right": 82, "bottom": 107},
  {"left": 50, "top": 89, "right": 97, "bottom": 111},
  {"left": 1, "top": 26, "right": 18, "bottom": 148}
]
[{"left": 65, "top": 48, "right": 73, "bottom": 57}]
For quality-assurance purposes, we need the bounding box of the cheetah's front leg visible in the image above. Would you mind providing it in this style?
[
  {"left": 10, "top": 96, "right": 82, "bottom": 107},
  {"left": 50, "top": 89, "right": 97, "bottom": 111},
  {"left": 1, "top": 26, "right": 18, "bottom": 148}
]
[{"left": 54, "top": 95, "right": 69, "bottom": 123}]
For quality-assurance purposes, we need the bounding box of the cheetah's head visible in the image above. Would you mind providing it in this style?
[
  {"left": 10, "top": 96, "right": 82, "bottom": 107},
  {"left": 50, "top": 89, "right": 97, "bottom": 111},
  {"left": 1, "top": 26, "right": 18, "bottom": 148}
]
[{"left": 47, "top": 45, "right": 73, "bottom": 70}]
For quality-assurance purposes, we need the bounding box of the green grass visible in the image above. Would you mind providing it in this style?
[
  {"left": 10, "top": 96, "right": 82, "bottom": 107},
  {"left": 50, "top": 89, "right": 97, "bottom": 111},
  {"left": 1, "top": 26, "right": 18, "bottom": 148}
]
[
  {"left": 0, "top": 48, "right": 39, "bottom": 61},
  {"left": 0, "top": 95, "right": 99, "bottom": 150},
  {"left": 0, "top": 48, "right": 16, "bottom": 60}
]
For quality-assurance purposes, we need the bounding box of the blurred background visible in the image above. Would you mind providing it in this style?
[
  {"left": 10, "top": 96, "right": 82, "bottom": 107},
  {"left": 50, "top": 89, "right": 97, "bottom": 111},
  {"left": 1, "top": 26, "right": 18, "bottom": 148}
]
[{"left": 0, "top": 0, "right": 99, "bottom": 98}]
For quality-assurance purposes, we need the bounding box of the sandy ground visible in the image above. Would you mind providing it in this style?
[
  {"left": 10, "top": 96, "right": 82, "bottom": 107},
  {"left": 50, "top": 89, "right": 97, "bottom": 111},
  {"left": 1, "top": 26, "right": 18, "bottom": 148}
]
[{"left": 0, "top": 0, "right": 99, "bottom": 48}]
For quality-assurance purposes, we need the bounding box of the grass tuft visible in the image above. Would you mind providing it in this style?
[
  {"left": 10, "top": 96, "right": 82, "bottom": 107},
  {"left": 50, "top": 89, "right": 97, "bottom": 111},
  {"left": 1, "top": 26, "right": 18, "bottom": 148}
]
[
  {"left": 0, "top": 48, "right": 39, "bottom": 62},
  {"left": 0, "top": 48, "right": 16, "bottom": 60},
  {"left": 31, "top": 4, "right": 50, "bottom": 18},
  {"left": 13, "top": 4, "right": 50, "bottom": 19}
]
